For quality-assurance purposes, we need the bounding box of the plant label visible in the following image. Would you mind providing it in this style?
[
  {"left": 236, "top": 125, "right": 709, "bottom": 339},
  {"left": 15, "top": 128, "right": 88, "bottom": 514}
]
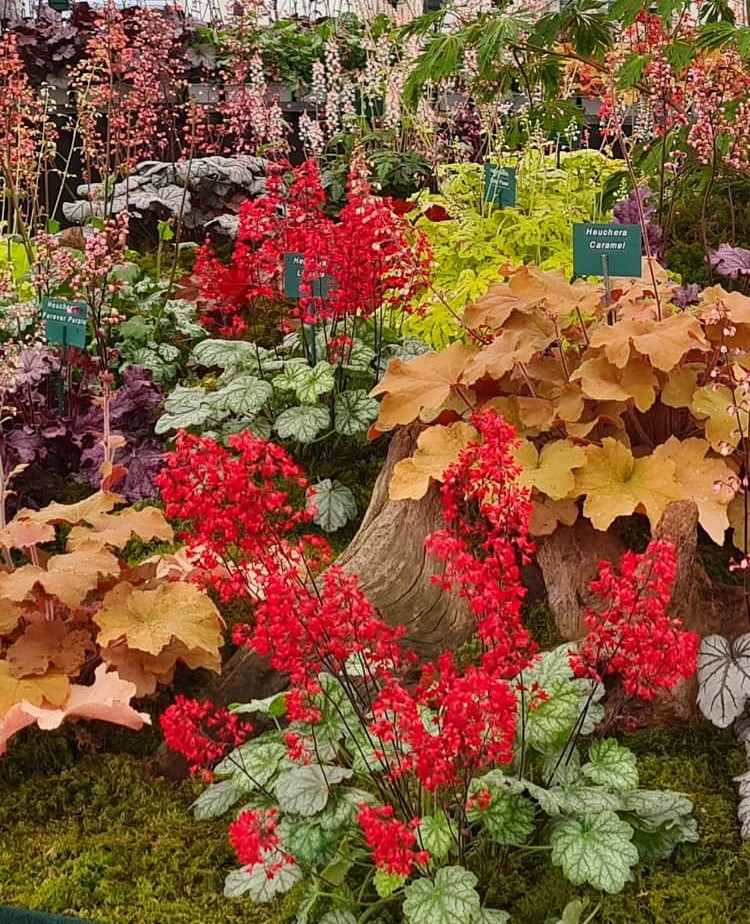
[
  {"left": 573, "top": 223, "right": 642, "bottom": 278},
  {"left": 283, "top": 252, "right": 336, "bottom": 300},
  {"left": 42, "top": 297, "right": 89, "bottom": 349},
  {"left": 483, "top": 164, "right": 517, "bottom": 208},
  {"left": 284, "top": 252, "right": 305, "bottom": 298}
]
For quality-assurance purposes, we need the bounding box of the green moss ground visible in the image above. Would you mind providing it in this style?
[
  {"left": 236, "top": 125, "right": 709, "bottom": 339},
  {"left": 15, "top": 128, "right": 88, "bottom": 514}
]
[
  {"left": 0, "top": 727, "right": 281, "bottom": 924},
  {"left": 1, "top": 722, "right": 750, "bottom": 924}
]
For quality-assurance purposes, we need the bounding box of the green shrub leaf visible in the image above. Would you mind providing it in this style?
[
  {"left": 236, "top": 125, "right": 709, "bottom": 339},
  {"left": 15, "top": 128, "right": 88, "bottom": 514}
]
[
  {"left": 403, "top": 866, "right": 482, "bottom": 924},
  {"left": 275, "top": 765, "right": 353, "bottom": 816},
  {"left": 307, "top": 479, "right": 357, "bottom": 531},
  {"left": 190, "top": 779, "right": 242, "bottom": 820},
  {"left": 275, "top": 405, "right": 330, "bottom": 443},
  {"left": 581, "top": 739, "right": 639, "bottom": 792},
  {"left": 549, "top": 810, "right": 638, "bottom": 892},
  {"left": 334, "top": 389, "right": 379, "bottom": 436}
]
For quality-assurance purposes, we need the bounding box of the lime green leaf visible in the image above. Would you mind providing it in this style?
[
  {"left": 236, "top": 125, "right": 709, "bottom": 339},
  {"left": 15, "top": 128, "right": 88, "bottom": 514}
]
[
  {"left": 418, "top": 811, "right": 455, "bottom": 861},
  {"left": 307, "top": 479, "right": 357, "bottom": 532},
  {"left": 374, "top": 869, "right": 407, "bottom": 898},
  {"left": 334, "top": 389, "right": 379, "bottom": 436},
  {"left": 191, "top": 779, "right": 242, "bottom": 820},
  {"left": 549, "top": 811, "right": 638, "bottom": 892},
  {"left": 403, "top": 866, "right": 481, "bottom": 924},
  {"left": 275, "top": 765, "right": 353, "bottom": 816},
  {"left": 275, "top": 405, "right": 330, "bottom": 443},
  {"left": 581, "top": 739, "right": 639, "bottom": 792}
]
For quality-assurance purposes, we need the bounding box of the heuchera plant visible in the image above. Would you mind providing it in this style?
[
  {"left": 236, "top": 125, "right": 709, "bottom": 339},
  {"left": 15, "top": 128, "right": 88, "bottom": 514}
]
[
  {"left": 194, "top": 158, "right": 432, "bottom": 339},
  {"left": 159, "top": 418, "right": 698, "bottom": 923},
  {"left": 0, "top": 489, "right": 225, "bottom": 753}
]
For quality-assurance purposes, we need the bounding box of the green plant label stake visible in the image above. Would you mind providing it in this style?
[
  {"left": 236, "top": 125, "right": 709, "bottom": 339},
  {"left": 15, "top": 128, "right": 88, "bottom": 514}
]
[
  {"left": 42, "top": 296, "right": 89, "bottom": 349},
  {"left": 283, "top": 252, "right": 336, "bottom": 300},
  {"left": 42, "top": 296, "right": 89, "bottom": 414},
  {"left": 483, "top": 164, "right": 517, "bottom": 208},
  {"left": 284, "top": 252, "right": 305, "bottom": 299},
  {"left": 283, "top": 253, "right": 337, "bottom": 366},
  {"left": 573, "top": 224, "right": 642, "bottom": 280}
]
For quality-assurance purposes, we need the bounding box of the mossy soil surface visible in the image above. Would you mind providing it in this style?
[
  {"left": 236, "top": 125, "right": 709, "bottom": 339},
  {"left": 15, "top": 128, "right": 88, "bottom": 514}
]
[{"left": 0, "top": 723, "right": 749, "bottom": 924}]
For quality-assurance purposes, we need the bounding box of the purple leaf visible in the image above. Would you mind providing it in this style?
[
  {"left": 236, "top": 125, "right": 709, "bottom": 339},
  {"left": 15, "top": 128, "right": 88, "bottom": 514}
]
[
  {"left": 710, "top": 243, "right": 750, "bottom": 279},
  {"left": 672, "top": 283, "right": 702, "bottom": 308}
]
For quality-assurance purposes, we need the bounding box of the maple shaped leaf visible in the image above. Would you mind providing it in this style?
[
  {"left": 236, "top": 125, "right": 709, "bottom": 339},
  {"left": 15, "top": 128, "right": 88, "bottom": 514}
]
[
  {"left": 102, "top": 639, "right": 222, "bottom": 696},
  {"left": 462, "top": 283, "right": 528, "bottom": 331},
  {"left": 94, "top": 581, "right": 224, "bottom": 657},
  {"left": 462, "top": 326, "right": 556, "bottom": 385},
  {"left": 0, "top": 565, "right": 45, "bottom": 604},
  {"left": 26, "top": 491, "right": 124, "bottom": 525},
  {"left": 389, "top": 422, "right": 478, "bottom": 501},
  {"left": 514, "top": 440, "right": 586, "bottom": 500},
  {"left": 0, "top": 660, "right": 70, "bottom": 715},
  {"left": 38, "top": 545, "right": 121, "bottom": 609},
  {"left": 67, "top": 506, "right": 174, "bottom": 551},
  {"left": 692, "top": 384, "right": 750, "bottom": 451},
  {"left": 590, "top": 314, "right": 707, "bottom": 373},
  {"left": 529, "top": 497, "right": 580, "bottom": 536},
  {"left": 0, "top": 665, "right": 150, "bottom": 755},
  {"left": 0, "top": 515, "right": 55, "bottom": 549},
  {"left": 370, "top": 342, "right": 478, "bottom": 431},
  {"left": 0, "top": 599, "right": 25, "bottom": 636},
  {"left": 571, "top": 355, "right": 657, "bottom": 412},
  {"left": 483, "top": 396, "right": 556, "bottom": 437},
  {"left": 661, "top": 365, "right": 701, "bottom": 409},
  {"left": 651, "top": 437, "right": 736, "bottom": 544},
  {"left": 6, "top": 619, "right": 94, "bottom": 677},
  {"left": 575, "top": 438, "right": 682, "bottom": 531},
  {"left": 509, "top": 266, "right": 580, "bottom": 316},
  {"left": 699, "top": 287, "right": 750, "bottom": 350}
]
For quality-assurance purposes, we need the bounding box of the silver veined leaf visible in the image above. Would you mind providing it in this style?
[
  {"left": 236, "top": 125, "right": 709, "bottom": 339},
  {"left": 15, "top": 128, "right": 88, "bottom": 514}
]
[
  {"left": 193, "top": 338, "right": 260, "bottom": 370},
  {"left": 307, "top": 479, "right": 357, "bottom": 532},
  {"left": 333, "top": 389, "right": 379, "bottom": 436},
  {"left": 274, "top": 405, "right": 330, "bottom": 443},
  {"left": 581, "top": 739, "right": 639, "bottom": 793},
  {"left": 697, "top": 633, "right": 750, "bottom": 728},
  {"left": 274, "top": 764, "right": 353, "bottom": 816},
  {"left": 191, "top": 778, "right": 242, "bottom": 820},
  {"left": 549, "top": 811, "right": 638, "bottom": 893},
  {"left": 402, "top": 866, "right": 481, "bottom": 924}
]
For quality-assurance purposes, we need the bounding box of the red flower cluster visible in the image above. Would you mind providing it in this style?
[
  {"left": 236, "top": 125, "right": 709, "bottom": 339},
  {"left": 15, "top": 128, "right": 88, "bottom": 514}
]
[
  {"left": 357, "top": 804, "right": 429, "bottom": 876},
  {"left": 371, "top": 652, "right": 517, "bottom": 791},
  {"left": 194, "top": 159, "right": 431, "bottom": 336},
  {"left": 233, "top": 563, "right": 406, "bottom": 702},
  {"left": 159, "top": 695, "right": 252, "bottom": 774},
  {"left": 155, "top": 429, "right": 315, "bottom": 603},
  {"left": 228, "top": 808, "right": 284, "bottom": 868},
  {"left": 569, "top": 538, "right": 699, "bottom": 700},
  {"left": 425, "top": 408, "right": 536, "bottom": 678}
]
